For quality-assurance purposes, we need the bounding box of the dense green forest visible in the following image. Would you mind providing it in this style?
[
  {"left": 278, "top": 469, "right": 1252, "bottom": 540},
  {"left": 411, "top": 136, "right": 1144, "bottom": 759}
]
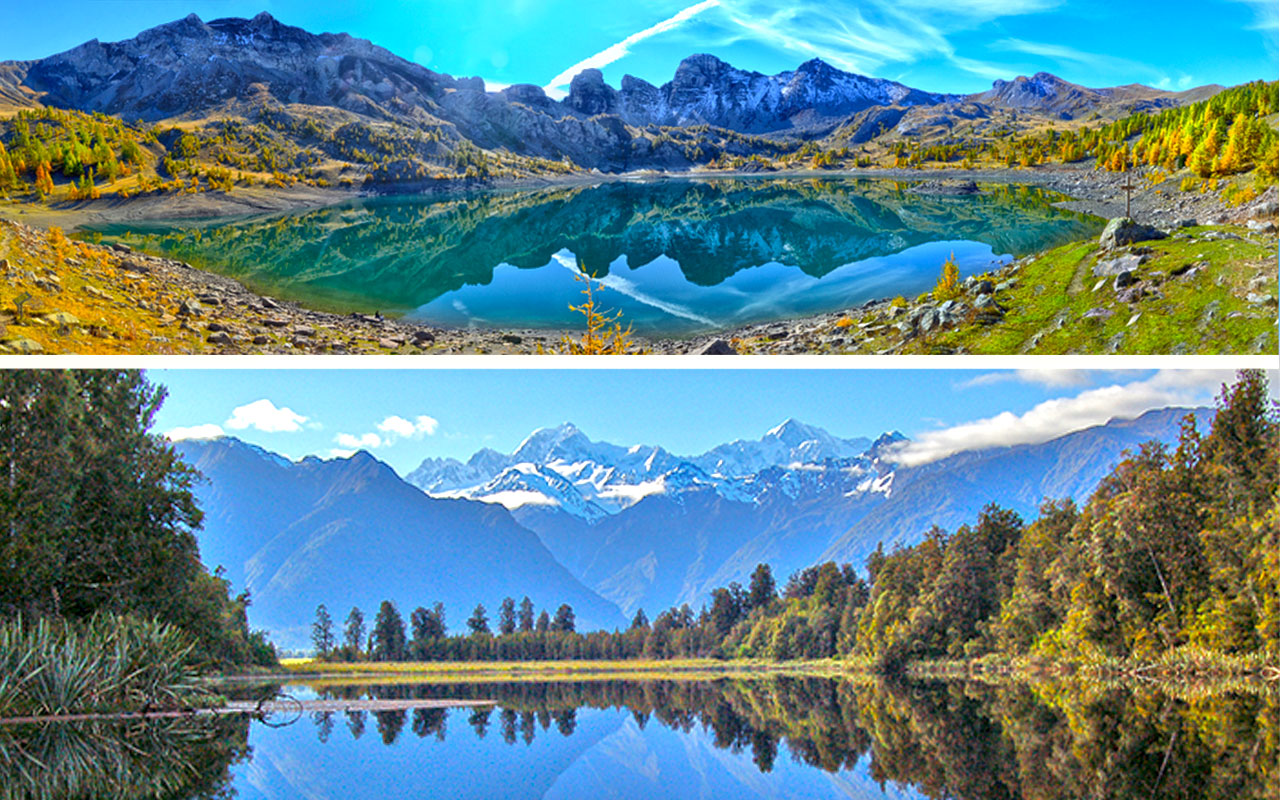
[
  {"left": 0, "top": 370, "right": 275, "bottom": 670},
  {"left": 320, "top": 370, "right": 1277, "bottom": 669}
]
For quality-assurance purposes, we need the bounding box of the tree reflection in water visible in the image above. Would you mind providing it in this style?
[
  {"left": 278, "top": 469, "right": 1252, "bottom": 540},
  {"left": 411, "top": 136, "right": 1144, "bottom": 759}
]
[
  {"left": 306, "top": 676, "right": 1277, "bottom": 800},
  {"left": 2, "top": 677, "right": 1273, "bottom": 800}
]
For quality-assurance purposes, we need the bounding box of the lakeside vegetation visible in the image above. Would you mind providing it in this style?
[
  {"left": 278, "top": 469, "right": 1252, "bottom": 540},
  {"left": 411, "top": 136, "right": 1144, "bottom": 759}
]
[
  {"left": 0, "top": 370, "right": 276, "bottom": 716},
  {"left": 309, "top": 371, "right": 1277, "bottom": 677}
]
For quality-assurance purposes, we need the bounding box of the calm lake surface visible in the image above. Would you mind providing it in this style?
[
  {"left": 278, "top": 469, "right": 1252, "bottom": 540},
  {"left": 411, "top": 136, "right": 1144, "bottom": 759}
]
[
  {"left": 86, "top": 178, "right": 1102, "bottom": 336},
  {"left": 3, "top": 676, "right": 1273, "bottom": 800}
]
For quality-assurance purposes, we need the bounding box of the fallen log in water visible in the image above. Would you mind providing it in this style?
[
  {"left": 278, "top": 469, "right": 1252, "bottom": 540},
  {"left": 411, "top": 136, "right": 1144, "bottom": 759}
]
[{"left": 0, "top": 697, "right": 495, "bottom": 726}]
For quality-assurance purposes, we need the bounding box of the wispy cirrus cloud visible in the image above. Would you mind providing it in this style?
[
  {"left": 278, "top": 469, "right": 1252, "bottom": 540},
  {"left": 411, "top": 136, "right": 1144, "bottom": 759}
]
[
  {"left": 1227, "top": 0, "right": 1279, "bottom": 30},
  {"left": 544, "top": 0, "right": 722, "bottom": 96},
  {"left": 890, "top": 370, "right": 1238, "bottom": 467},
  {"left": 542, "top": 0, "right": 1061, "bottom": 96},
  {"left": 957, "top": 369, "right": 1146, "bottom": 390}
]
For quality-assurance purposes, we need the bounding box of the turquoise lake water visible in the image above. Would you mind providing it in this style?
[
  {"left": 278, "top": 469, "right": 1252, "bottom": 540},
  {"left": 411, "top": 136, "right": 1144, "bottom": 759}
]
[{"left": 86, "top": 177, "right": 1102, "bottom": 336}]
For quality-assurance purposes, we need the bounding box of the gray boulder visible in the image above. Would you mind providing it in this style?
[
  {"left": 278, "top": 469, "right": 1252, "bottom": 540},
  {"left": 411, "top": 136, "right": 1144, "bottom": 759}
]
[
  {"left": 1099, "top": 217, "right": 1167, "bottom": 250},
  {"left": 698, "top": 339, "right": 737, "bottom": 355}
]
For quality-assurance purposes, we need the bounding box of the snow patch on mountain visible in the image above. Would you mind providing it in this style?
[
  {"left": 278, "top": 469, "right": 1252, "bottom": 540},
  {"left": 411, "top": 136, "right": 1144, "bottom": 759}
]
[{"left": 405, "top": 419, "right": 899, "bottom": 521}]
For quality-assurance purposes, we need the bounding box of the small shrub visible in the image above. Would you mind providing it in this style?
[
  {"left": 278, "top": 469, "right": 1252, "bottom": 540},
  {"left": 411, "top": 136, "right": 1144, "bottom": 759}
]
[
  {"left": 558, "top": 268, "right": 644, "bottom": 355},
  {"left": 932, "top": 252, "right": 963, "bottom": 302}
]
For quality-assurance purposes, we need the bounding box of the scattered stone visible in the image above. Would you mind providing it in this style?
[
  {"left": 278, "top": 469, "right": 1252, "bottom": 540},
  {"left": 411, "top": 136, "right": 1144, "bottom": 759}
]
[
  {"left": 206, "top": 331, "right": 234, "bottom": 346},
  {"left": 908, "top": 179, "right": 979, "bottom": 196},
  {"left": 1083, "top": 307, "right": 1114, "bottom": 320},
  {"left": 1127, "top": 313, "right": 1141, "bottom": 327},
  {"left": 43, "top": 311, "right": 82, "bottom": 327},
  {"left": 252, "top": 334, "right": 270, "bottom": 345},
  {"left": 176, "top": 299, "right": 202, "bottom": 317},
  {"left": 2, "top": 338, "right": 43, "bottom": 353},
  {"left": 110, "top": 243, "right": 132, "bottom": 253},
  {"left": 1176, "top": 218, "right": 1197, "bottom": 228},
  {"left": 698, "top": 339, "right": 736, "bottom": 355},
  {"left": 83, "top": 285, "right": 112, "bottom": 301},
  {"left": 1246, "top": 293, "right": 1276, "bottom": 306},
  {"left": 292, "top": 326, "right": 316, "bottom": 337},
  {"left": 968, "top": 279, "right": 994, "bottom": 296},
  {"left": 501, "top": 334, "right": 523, "bottom": 344},
  {"left": 378, "top": 338, "right": 400, "bottom": 349},
  {"left": 1116, "top": 286, "right": 1145, "bottom": 304},
  {"left": 1245, "top": 219, "right": 1277, "bottom": 234},
  {"left": 1094, "top": 253, "right": 1144, "bottom": 277},
  {"left": 206, "top": 322, "right": 228, "bottom": 333},
  {"left": 261, "top": 297, "right": 281, "bottom": 310},
  {"left": 1112, "top": 271, "right": 1137, "bottom": 290},
  {"left": 973, "top": 294, "right": 1002, "bottom": 312},
  {"left": 197, "top": 293, "right": 222, "bottom": 306},
  {"left": 262, "top": 318, "right": 289, "bottom": 328}
]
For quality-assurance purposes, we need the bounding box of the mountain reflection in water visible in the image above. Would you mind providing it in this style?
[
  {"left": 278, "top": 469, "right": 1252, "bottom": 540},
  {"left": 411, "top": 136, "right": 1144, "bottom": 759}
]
[
  {"left": 4, "top": 676, "right": 1272, "bottom": 800},
  {"left": 87, "top": 179, "right": 1101, "bottom": 335}
]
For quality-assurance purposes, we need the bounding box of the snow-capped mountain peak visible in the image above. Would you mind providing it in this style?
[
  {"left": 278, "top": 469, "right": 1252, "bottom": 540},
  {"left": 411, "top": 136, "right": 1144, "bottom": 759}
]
[{"left": 404, "top": 421, "right": 903, "bottom": 522}]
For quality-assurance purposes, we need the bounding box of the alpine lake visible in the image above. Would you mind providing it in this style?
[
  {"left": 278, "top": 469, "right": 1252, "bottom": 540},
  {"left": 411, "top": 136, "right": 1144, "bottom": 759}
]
[
  {"left": 3, "top": 674, "right": 1273, "bottom": 800},
  {"left": 83, "top": 177, "right": 1103, "bottom": 337}
]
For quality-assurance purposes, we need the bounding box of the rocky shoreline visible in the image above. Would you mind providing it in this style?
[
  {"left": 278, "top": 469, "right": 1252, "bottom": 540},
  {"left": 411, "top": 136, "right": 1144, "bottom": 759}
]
[{"left": 1, "top": 165, "right": 1274, "bottom": 355}]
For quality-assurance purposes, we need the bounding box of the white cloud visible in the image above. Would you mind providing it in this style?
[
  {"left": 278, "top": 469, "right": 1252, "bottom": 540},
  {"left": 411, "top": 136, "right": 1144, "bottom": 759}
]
[
  {"left": 959, "top": 369, "right": 1144, "bottom": 389},
  {"left": 164, "top": 423, "right": 226, "bottom": 441},
  {"left": 377, "top": 415, "right": 439, "bottom": 438},
  {"left": 328, "top": 448, "right": 357, "bottom": 459},
  {"left": 544, "top": 0, "right": 722, "bottom": 94},
  {"left": 890, "top": 370, "right": 1236, "bottom": 467},
  {"left": 1154, "top": 74, "right": 1196, "bottom": 91},
  {"left": 335, "top": 432, "right": 383, "bottom": 450},
  {"left": 333, "top": 413, "right": 439, "bottom": 454},
  {"left": 225, "top": 399, "right": 309, "bottom": 433}
]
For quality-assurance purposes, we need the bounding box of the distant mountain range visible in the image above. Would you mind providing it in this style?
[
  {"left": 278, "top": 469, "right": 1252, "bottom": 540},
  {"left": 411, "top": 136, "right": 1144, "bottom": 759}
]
[
  {"left": 174, "top": 405, "right": 1209, "bottom": 645},
  {"left": 0, "top": 13, "right": 1221, "bottom": 171},
  {"left": 174, "top": 437, "right": 628, "bottom": 649}
]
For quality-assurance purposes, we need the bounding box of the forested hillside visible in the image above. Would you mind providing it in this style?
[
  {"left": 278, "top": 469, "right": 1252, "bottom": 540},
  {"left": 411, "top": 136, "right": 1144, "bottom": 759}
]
[
  {"left": 0, "top": 370, "right": 275, "bottom": 668},
  {"left": 320, "top": 371, "right": 1276, "bottom": 671}
]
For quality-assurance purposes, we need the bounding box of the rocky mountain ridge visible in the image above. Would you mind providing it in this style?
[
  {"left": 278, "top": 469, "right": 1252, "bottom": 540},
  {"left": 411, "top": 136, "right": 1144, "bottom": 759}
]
[
  {"left": 405, "top": 418, "right": 887, "bottom": 517},
  {"left": 0, "top": 12, "right": 1221, "bottom": 172},
  {"left": 174, "top": 406, "right": 1209, "bottom": 632}
]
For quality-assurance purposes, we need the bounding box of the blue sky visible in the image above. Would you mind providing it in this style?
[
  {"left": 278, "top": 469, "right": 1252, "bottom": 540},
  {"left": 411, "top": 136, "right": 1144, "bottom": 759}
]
[
  {"left": 1, "top": 1, "right": 1275, "bottom": 95},
  {"left": 150, "top": 369, "right": 1261, "bottom": 474}
]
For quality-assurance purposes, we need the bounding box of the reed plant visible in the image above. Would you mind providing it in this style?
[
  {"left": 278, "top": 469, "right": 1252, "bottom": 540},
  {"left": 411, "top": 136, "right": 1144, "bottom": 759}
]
[{"left": 0, "top": 613, "right": 212, "bottom": 718}]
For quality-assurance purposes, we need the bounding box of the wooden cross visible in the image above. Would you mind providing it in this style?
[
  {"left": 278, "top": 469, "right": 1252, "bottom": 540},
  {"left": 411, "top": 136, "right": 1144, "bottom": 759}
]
[{"left": 1120, "top": 163, "right": 1137, "bottom": 219}]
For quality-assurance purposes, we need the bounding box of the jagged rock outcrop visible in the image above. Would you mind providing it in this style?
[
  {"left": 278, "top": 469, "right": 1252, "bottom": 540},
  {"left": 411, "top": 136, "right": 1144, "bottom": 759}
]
[{"left": 1, "top": 13, "right": 1221, "bottom": 169}]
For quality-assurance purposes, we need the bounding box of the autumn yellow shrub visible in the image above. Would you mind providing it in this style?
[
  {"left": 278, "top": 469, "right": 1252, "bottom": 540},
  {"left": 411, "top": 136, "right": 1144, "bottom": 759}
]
[{"left": 932, "top": 252, "right": 963, "bottom": 302}]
